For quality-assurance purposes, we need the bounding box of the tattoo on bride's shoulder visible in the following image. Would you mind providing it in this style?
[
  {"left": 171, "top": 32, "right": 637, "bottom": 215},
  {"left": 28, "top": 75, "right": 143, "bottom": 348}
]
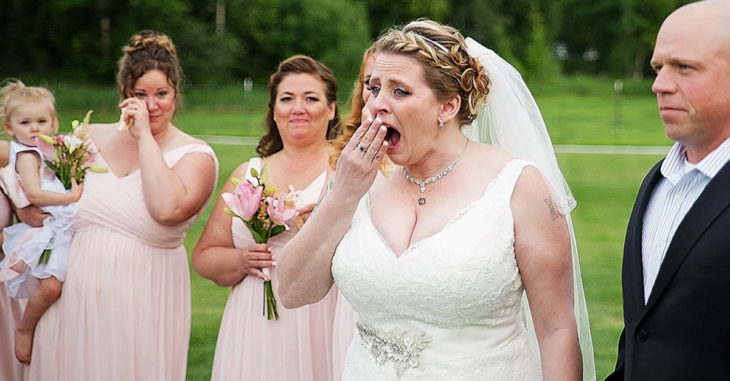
[{"left": 543, "top": 197, "right": 559, "bottom": 221}]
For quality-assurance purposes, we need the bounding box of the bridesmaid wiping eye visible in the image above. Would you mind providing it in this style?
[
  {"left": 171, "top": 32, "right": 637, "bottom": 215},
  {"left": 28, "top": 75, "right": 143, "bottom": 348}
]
[{"left": 24, "top": 30, "right": 218, "bottom": 381}]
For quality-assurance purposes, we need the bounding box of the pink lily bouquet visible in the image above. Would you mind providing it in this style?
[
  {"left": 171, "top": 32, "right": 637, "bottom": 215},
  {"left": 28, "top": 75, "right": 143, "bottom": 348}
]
[
  {"left": 35, "top": 110, "right": 106, "bottom": 190},
  {"left": 35, "top": 110, "right": 106, "bottom": 264},
  {"left": 222, "top": 166, "right": 298, "bottom": 320}
]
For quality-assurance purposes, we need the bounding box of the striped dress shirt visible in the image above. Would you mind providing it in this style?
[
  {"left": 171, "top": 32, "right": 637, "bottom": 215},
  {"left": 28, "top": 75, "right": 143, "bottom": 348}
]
[{"left": 641, "top": 137, "right": 730, "bottom": 303}]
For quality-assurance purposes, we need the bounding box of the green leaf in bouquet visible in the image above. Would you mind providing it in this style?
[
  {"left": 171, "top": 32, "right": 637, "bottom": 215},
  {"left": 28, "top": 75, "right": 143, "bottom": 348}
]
[
  {"left": 75, "top": 170, "right": 85, "bottom": 185},
  {"left": 82, "top": 110, "right": 93, "bottom": 125},
  {"left": 38, "top": 134, "right": 55, "bottom": 145},
  {"left": 38, "top": 249, "right": 52, "bottom": 265},
  {"left": 250, "top": 228, "right": 266, "bottom": 244},
  {"left": 224, "top": 207, "right": 237, "bottom": 218},
  {"left": 44, "top": 160, "right": 59, "bottom": 172},
  {"left": 269, "top": 224, "right": 286, "bottom": 237}
]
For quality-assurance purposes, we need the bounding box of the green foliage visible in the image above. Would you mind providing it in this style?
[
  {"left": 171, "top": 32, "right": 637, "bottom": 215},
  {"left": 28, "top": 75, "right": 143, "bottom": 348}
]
[
  {"left": 0, "top": 0, "right": 703, "bottom": 81},
  {"left": 558, "top": 0, "right": 622, "bottom": 75},
  {"left": 172, "top": 23, "right": 241, "bottom": 84},
  {"left": 522, "top": 1, "right": 560, "bottom": 81},
  {"left": 227, "top": 0, "right": 371, "bottom": 82},
  {"left": 0, "top": 0, "right": 239, "bottom": 83},
  {"left": 363, "top": 0, "right": 451, "bottom": 38},
  {"left": 557, "top": 0, "right": 694, "bottom": 77},
  {"left": 450, "top": 0, "right": 520, "bottom": 67}
]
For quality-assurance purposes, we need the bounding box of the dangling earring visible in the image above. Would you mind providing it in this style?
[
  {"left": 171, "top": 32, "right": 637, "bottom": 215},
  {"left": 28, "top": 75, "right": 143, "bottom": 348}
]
[{"left": 438, "top": 119, "right": 444, "bottom": 129}]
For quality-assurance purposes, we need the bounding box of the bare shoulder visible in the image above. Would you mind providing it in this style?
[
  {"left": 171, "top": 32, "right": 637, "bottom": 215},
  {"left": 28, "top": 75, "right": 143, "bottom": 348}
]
[
  {"left": 230, "top": 160, "right": 252, "bottom": 180},
  {"left": 512, "top": 164, "right": 555, "bottom": 209},
  {"left": 15, "top": 149, "right": 41, "bottom": 162},
  {"left": 515, "top": 165, "right": 550, "bottom": 192},
  {"left": 469, "top": 142, "right": 515, "bottom": 169},
  {"left": 170, "top": 128, "right": 209, "bottom": 148},
  {"left": 512, "top": 163, "right": 566, "bottom": 238},
  {"left": 461, "top": 142, "right": 518, "bottom": 187}
]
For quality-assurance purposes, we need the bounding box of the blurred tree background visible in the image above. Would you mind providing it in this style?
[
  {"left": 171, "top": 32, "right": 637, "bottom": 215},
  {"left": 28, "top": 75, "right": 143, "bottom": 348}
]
[{"left": 0, "top": 0, "right": 694, "bottom": 86}]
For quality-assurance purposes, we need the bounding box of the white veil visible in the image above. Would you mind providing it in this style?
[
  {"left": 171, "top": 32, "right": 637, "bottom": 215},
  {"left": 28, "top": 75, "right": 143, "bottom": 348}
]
[{"left": 462, "top": 37, "right": 596, "bottom": 380}]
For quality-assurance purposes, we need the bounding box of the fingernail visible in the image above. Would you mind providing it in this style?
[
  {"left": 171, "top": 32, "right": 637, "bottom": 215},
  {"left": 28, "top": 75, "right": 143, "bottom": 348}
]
[
  {"left": 366, "top": 116, "right": 373, "bottom": 123},
  {"left": 272, "top": 261, "right": 277, "bottom": 266},
  {"left": 380, "top": 126, "right": 387, "bottom": 132},
  {"left": 383, "top": 141, "right": 389, "bottom": 146},
  {"left": 374, "top": 115, "right": 381, "bottom": 123}
]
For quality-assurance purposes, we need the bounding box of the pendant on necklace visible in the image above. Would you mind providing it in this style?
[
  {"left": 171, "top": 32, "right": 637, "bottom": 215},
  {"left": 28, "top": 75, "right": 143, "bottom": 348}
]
[{"left": 403, "top": 138, "right": 470, "bottom": 207}]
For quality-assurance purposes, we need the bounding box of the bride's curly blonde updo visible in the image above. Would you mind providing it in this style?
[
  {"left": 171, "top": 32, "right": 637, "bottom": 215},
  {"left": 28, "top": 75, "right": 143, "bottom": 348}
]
[
  {"left": 117, "top": 30, "right": 182, "bottom": 106},
  {"left": 373, "top": 19, "right": 489, "bottom": 126}
]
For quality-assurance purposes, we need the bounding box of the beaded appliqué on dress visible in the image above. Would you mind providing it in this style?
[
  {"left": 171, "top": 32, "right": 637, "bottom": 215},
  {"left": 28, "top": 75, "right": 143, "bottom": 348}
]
[{"left": 356, "top": 322, "right": 433, "bottom": 377}]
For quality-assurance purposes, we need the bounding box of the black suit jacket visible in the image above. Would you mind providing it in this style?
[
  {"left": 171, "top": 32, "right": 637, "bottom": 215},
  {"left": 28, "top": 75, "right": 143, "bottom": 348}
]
[{"left": 606, "top": 159, "right": 730, "bottom": 380}]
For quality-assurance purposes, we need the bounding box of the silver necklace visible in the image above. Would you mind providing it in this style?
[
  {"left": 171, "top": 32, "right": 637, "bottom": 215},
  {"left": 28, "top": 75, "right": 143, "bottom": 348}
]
[{"left": 403, "top": 139, "right": 469, "bottom": 205}]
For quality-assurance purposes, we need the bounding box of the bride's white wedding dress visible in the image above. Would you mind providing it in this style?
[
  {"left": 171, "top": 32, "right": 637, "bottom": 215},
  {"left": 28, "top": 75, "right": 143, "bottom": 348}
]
[{"left": 332, "top": 159, "right": 541, "bottom": 380}]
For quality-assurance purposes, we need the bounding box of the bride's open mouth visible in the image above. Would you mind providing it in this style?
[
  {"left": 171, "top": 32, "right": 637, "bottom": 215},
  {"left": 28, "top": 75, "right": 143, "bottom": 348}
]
[{"left": 384, "top": 126, "right": 401, "bottom": 149}]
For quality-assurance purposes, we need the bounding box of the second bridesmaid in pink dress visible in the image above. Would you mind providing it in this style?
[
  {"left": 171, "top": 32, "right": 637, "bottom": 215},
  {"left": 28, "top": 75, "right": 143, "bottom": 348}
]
[{"left": 193, "top": 55, "right": 344, "bottom": 381}]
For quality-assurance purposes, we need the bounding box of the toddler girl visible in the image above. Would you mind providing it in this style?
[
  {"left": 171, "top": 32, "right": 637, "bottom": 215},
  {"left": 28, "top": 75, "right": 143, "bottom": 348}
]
[{"left": 0, "top": 80, "right": 82, "bottom": 365}]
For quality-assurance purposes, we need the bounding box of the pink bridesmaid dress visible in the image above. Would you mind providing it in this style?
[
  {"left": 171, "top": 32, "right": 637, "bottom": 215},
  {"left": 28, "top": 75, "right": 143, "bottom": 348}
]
[
  {"left": 210, "top": 157, "right": 350, "bottom": 381},
  {"left": 0, "top": 190, "right": 26, "bottom": 380},
  {"left": 0, "top": 283, "right": 25, "bottom": 381},
  {"left": 26, "top": 143, "right": 218, "bottom": 381}
]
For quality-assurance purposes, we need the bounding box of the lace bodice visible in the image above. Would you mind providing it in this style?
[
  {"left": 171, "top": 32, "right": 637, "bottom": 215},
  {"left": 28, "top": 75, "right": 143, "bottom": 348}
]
[{"left": 332, "top": 160, "right": 541, "bottom": 380}]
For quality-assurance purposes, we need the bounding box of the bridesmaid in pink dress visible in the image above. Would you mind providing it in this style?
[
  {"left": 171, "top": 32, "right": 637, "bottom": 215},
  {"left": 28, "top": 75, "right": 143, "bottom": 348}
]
[
  {"left": 0, "top": 146, "right": 26, "bottom": 380},
  {"left": 193, "top": 55, "right": 341, "bottom": 381},
  {"left": 26, "top": 30, "right": 218, "bottom": 381}
]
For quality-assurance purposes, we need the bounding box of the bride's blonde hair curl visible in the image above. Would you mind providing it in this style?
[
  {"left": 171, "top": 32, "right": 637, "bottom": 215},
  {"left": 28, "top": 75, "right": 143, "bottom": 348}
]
[{"left": 373, "top": 19, "right": 490, "bottom": 126}]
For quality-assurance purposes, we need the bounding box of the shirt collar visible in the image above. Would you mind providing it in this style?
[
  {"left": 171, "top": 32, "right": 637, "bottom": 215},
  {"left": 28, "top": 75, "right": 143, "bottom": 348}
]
[{"left": 661, "top": 136, "right": 730, "bottom": 183}]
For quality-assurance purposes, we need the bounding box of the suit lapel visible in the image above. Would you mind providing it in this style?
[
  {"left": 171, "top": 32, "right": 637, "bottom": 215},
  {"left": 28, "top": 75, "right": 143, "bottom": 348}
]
[
  {"left": 628, "top": 162, "right": 663, "bottom": 313},
  {"left": 642, "top": 160, "right": 730, "bottom": 316}
]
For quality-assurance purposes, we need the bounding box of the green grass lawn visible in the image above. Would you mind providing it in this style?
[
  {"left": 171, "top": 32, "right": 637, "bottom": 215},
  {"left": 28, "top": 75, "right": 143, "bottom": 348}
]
[
  {"left": 32, "top": 78, "right": 670, "bottom": 380},
  {"left": 48, "top": 76, "right": 672, "bottom": 146},
  {"left": 558, "top": 153, "right": 664, "bottom": 378}
]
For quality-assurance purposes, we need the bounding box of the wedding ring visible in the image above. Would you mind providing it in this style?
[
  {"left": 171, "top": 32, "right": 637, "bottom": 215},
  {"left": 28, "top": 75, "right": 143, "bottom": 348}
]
[{"left": 358, "top": 144, "right": 368, "bottom": 152}]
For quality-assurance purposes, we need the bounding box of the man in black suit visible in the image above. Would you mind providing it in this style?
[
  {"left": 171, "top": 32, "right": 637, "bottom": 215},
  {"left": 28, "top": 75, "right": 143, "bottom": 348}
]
[{"left": 607, "top": 1, "right": 730, "bottom": 380}]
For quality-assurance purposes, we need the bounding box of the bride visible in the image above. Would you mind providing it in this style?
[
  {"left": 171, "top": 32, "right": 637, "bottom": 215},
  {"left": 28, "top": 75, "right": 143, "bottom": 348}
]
[{"left": 278, "top": 19, "right": 595, "bottom": 380}]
